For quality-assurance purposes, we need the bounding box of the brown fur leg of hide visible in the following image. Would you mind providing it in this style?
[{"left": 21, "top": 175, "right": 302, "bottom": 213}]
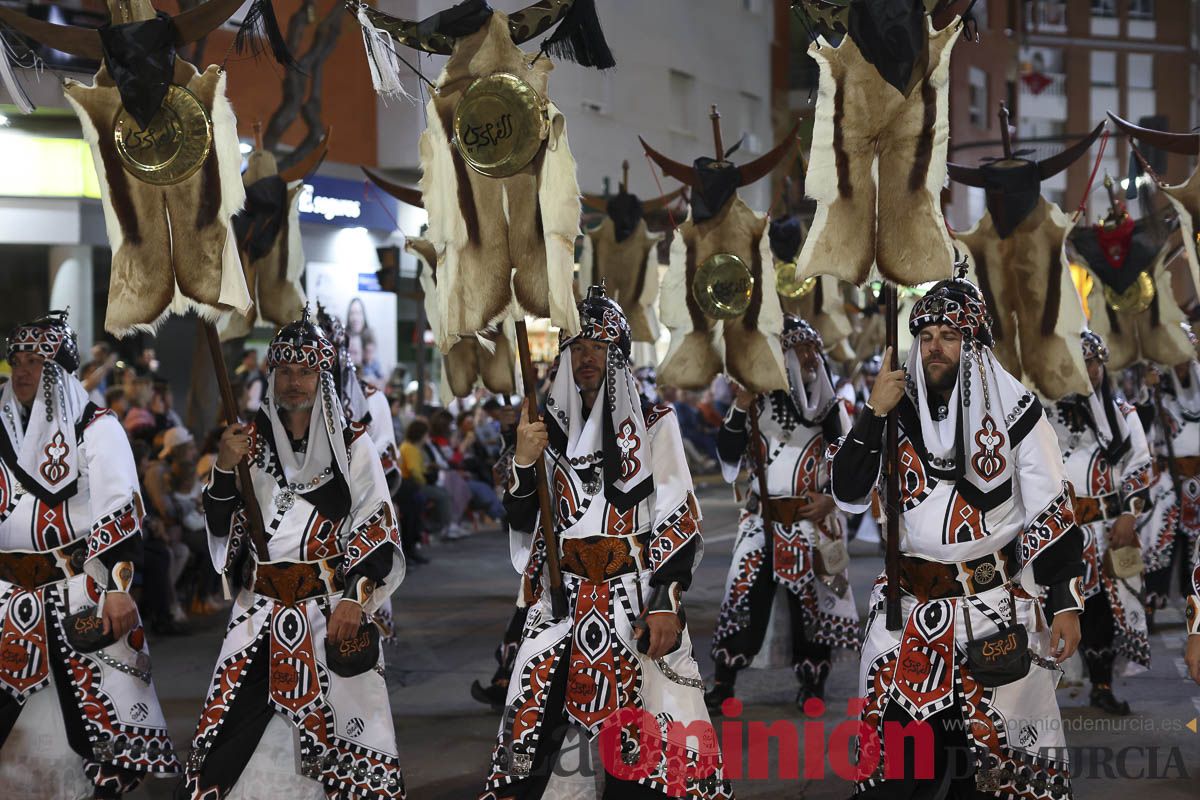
[
  {"left": 798, "top": 123, "right": 878, "bottom": 284},
  {"left": 479, "top": 336, "right": 516, "bottom": 395},
  {"left": 106, "top": 194, "right": 175, "bottom": 334},
  {"left": 166, "top": 69, "right": 228, "bottom": 309},
  {"left": 659, "top": 331, "right": 723, "bottom": 392},
  {"left": 507, "top": 167, "right": 551, "bottom": 319},
  {"left": 444, "top": 341, "right": 481, "bottom": 398},
  {"left": 723, "top": 324, "right": 789, "bottom": 394},
  {"left": 1139, "top": 315, "right": 1193, "bottom": 367},
  {"left": 256, "top": 259, "right": 305, "bottom": 326},
  {"left": 436, "top": 132, "right": 515, "bottom": 339},
  {"left": 875, "top": 81, "right": 953, "bottom": 285}
]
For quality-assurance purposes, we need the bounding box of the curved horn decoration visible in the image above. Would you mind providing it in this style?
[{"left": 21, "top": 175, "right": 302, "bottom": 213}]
[
  {"left": 362, "top": 167, "right": 424, "bottom": 210},
  {"left": 641, "top": 185, "right": 687, "bottom": 213},
  {"left": 356, "top": 3, "right": 454, "bottom": 56},
  {"left": 945, "top": 162, "right": 988, "bottom": 188},
  {"left": 507, "top": 0, "right": 573, "bottom": 44},
  {"left": 279, "top": 128, "right": 332, "bottom": 184},
  {"left": 172, "top": 0, "right": 249, "bottom": 45},
  {"left": 639, "top": 136, "right": 697, "bottom": 187},
  {"left": 0, "top": 7, "right": 102, "bottom": 59},
  {"left": 580, "top": 194, "right": 608, "bottom": 212},
  {"left": 1038, "top": 120, "right": 1106, "bottom": 180},
  {"left": 1107, "top": 111, "right": 1200, "bottom": 156},
  {"left": 737, "top": 121, "right": 801, "bottom": 187}
]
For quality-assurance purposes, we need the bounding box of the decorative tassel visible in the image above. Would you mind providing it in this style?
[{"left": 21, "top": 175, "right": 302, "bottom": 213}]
[
  {"left": 234, "top": 0, "right": 297, "bottom": 69},
  {"left": 540, "top": 0, "right": 615, "bottom": 70},
  {"left": 357, "top": 6, "right": 418, "bottom": 103},
  {"left": 0, "top": 29, "right": 36, "bottom": 114},
  {"left": 1125, "top": 150, "right": 1140, "bottom": 201}
]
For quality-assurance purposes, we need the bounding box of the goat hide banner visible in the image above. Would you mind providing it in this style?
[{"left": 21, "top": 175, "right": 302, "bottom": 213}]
[{"left": 796, "top": 15, "right": 960, "bottom": 287}]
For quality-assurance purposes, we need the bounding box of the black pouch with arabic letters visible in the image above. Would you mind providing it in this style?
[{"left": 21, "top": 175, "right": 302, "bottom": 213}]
[
  {"left": 63, "top": 606, "right": 117, "bottom": 653},
  {"left": 324, "top": 621, "right": 380, "bottom": 678},
  {"left": 963, "top": 595, "right": 1031, "bottom": 688}
]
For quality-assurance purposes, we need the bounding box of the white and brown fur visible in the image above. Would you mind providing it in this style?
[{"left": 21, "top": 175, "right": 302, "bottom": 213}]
[
  {"left": 407, "top": 238, "right": 516, "bottom": 398},
  {"left": 65, "top": 60, "right": 249, "bottom": 337},
  {"left": 418, "top": 12, "right": 580, "bottom": 353},
  {"left": 659, "top": 199, "right": 787, "bottom": 393},
  {"left": 220, "top": 149, "right": 306, "bottom": 341},
  {"left": 1084, "top": 244, "right": 1193, "bottom": 370},
  {"left": 798, "top": 17, "right": 960, "bottom": 287},
  {"left": 958, "top": 198, "right": 1090, "bottom": 400},
  {"left": 578, "top": 217, "right": 661, "bottom": 343}
]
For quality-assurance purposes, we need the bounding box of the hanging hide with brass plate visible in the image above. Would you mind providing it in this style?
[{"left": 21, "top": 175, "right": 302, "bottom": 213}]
[
  {"left": 353, "top": 1, "right": 611, "bottom": 385},
  {"left": 0, "top": 0, "right": 287, "bottom": 336},
  {"left": 770, "top": 212, "right": 854, "bottom": 362},
  {"left": 1107, "top": 112, "right": 1200, "bottom": 301},
  {"left": 1072, "top": 212, "right": 1192, "bottom": 370},
  {"left": 641, "top": 111, "right": 800, "bottom": 393}
]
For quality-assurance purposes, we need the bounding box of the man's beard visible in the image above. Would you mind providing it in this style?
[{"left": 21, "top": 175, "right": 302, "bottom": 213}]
[
  {"left": 277, "top": 394, "right": 316, "bottom": 412},
  {"left": 924, "top": 361, "right": 958, "bottom": 394}
]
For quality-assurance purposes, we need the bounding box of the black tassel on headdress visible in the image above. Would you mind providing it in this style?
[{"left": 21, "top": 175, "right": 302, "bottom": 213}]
[
  {"left": 234, "top": 0, "right": 296, "bottom": 69},
  {"left": 540, "top": 0, "right": 615, "bottom": 69}
]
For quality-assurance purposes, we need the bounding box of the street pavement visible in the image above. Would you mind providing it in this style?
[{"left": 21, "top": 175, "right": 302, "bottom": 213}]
[{"left": 142, "top": 485, "right": 1200, "bottom": 798}]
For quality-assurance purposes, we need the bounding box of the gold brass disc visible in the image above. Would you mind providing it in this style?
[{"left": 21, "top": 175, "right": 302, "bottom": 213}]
[
  {"left": 453, "top": 73, "right": 548, "bottom": 178},
  {"left": 776, "top": 262, "right": 816, "bottom": 299},
  {"left": 113, "top": 85, "right": 213, "bottom": 186},
  {"left": 694, "top": 253, "right": 754, "bottom": 319},
  {"left": 1103, "top": 271, "right": 1155, "bottom": 314}
]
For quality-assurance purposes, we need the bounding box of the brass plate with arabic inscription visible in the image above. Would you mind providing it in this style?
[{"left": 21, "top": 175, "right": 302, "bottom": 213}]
[
  {"left": 452, "top": 73, "right": 548, "bottom": 178},
  {"left": 1103, "top": 271, "right": 1155, "bottom": 314},
  {"left": 775, "top": 262, "right": 816, "bottom": 299},
  {"left": 113, "top": 85, "right": 212, "bottom": 186},
  {"left": 694, "top": 253, "right": 754, "bottom": 319}
]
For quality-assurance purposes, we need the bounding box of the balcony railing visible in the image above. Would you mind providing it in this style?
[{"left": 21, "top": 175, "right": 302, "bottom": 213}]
[{"left": 1026, "top": 1, "right": 1068, "bottom": 32}]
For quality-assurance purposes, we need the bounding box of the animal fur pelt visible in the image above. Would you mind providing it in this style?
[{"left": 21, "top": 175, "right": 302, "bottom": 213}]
[
  {"left": 1072, "top": 220, "right": 1192, "bottom": 370},
  {"left": 659, "top": 200, "right": 787, "bottom": 393},
  {"left": 220, "top": 148, "right": 305, "bottom": 341},
  {"left": 406, "top": 237, "right": 516, "bottom": 398},
  {"left": 64, "top": 59, "right": 249, "bottom": 337},
  {"left": 797, "top": 16, "right": 960, "bottom": 286},
  {"left": 418, "top": 11, "right": 580, "bottom": 353},
  {"left": 578, "top": 217, "right": 661, "bottom": 343},
  {"left": 1149, "top": 167, "right": 1200, "bottom": 298},
  {"left": 957, "top": 199, "right": 1089, "bottom": 400}
]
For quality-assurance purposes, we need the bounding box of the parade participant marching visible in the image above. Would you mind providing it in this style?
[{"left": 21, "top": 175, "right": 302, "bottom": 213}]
[
  {"left": 181, "top": 311, "right": 405, "bottom": 799},
  {"left": 480, "top": 286, "right": 731, "bottom": 800},
  {"left": 705, "top": 316, "right": 858, "bottom": 712},
  {"left": 1139, "top": 333, "right": 1200, "bottom": 618},
  {"left": 0, "top": 311, "right": 179, "bottom": 797},
  {"left": 1049, "top": 331, "right": 1152, "bottom": 714},
  {"left": 830, "top": 273, "right": 1085, "bottom": 797}
]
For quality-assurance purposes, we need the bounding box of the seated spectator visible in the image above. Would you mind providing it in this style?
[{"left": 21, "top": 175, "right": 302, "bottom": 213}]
[{"left": 400, "top": 417, "right": 454, "bottom": 540}]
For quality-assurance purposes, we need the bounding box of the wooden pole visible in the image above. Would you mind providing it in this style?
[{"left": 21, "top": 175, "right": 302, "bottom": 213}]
[
  {"left": 201, "top": 320, "right": 271, "bottom": 560},
  {"left": 884, "top": 283, "right": 901, "bottom": 631},
  {"left": 710, "top": 105, "right": 725, "bottom": 161},
  {"left": 514, "top": 319, "right": 568, "bottom": 619},
  {"left": 621, "top": 160, "right": 629, "bottom": 194},
  {"left": 748, "top": 400, "right": 772, "bottom": 531}
]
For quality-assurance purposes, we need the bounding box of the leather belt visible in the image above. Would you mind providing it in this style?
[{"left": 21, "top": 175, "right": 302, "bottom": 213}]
[
  {"left": 897, "top": 551, "right": 1011, "bottom": 601},
  {"left": 1072, "top": 492, "right": 1122, "bottom": 525},
  {"left": 0, "top": 538, "right": 88, "bottom": 591},
  {"left": 763, "top": 496, "right": 812, "bottom": 527},
  {"left": 1158, "top": 456, "right": 1200, "bottom": 479},
  {"left": 252, "top": 557, "right": 344, "bottom": 605},
  {"left": 559, "top": 533, "right": 651, "bottom": 584}
]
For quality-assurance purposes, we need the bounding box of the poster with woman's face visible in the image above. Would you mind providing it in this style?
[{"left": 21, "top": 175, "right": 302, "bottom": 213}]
[{"left": 306, "top": 262, "right": 396, "bottom": 388}]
